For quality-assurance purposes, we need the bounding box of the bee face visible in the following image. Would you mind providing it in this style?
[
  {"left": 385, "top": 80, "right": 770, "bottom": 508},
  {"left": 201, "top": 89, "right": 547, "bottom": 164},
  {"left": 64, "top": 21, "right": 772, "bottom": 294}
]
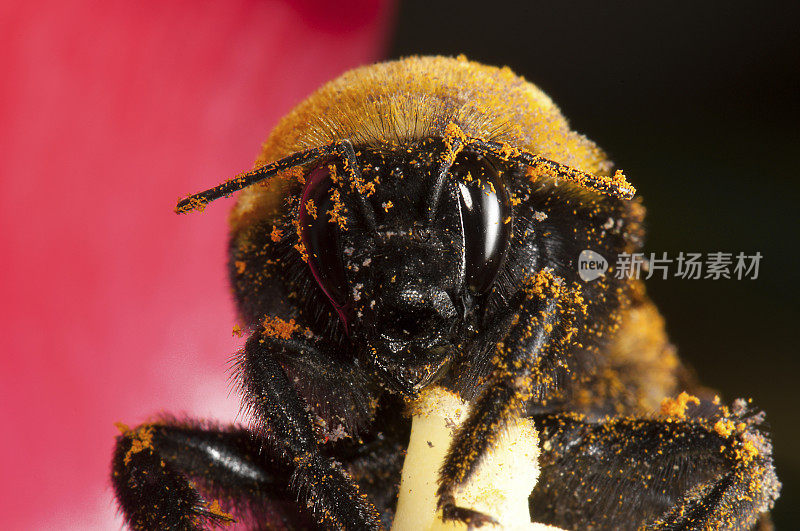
[{"left": 297, "top": 142, "right": 513, "bottom": 391}]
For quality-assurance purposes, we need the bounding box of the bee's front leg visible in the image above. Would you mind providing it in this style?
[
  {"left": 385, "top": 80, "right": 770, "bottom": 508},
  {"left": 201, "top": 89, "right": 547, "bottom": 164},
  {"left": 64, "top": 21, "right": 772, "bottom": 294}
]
[
  {"left": 238, "top": 329, "right": 383, "bottom": 530},
  {"left": 437, "top": 272, "right": 572, "bottom": 525}
]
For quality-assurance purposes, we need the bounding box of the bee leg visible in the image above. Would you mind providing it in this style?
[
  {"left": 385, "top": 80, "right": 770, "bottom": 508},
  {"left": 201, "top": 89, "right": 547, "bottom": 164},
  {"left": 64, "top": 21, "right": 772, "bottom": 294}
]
[
  {"left": 111, "top": 420, "right": 311, "bottom": 530},
  {"left": 437, "top": 286, "right": 564, "bottom": 525},
  {"left": 239, "top": 332, "right": 383, "bottom": 530},
  {"left": 530, "top": 408, "right": 780, "bottom": 530}
]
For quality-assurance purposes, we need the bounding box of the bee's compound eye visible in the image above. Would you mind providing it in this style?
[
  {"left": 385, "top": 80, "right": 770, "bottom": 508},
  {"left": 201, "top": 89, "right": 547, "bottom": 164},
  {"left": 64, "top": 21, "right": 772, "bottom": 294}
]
[
  {"left": 452, "top": 155, "right": 512, "bottom": 294},
  {"left": 299, "top": 164, "right": 349, "bottom": 310}
]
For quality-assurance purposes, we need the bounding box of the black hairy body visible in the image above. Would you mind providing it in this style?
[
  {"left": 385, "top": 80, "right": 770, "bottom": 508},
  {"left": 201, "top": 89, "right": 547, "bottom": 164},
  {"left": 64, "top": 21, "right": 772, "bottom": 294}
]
[{"left": 111, "top": 56, "right": 779, "bottom": 530}]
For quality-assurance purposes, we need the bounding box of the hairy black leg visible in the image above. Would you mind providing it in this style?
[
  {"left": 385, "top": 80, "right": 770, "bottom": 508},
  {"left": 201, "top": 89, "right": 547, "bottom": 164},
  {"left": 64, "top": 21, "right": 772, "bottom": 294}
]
[
  {"left": 238, "top": 331, "right": 382, "bottom": 530},
  {"left": 328, "top": 395, "right": 411, "bottom": 529},
  {"left": 111, "top": 420, "right": 313, "bottom": 530},
  {"left": 437, "top": 272, "right": 570, "bottom": 525},
  {"left": 530, "top": 406, "right": 780, "bottom": 530}
]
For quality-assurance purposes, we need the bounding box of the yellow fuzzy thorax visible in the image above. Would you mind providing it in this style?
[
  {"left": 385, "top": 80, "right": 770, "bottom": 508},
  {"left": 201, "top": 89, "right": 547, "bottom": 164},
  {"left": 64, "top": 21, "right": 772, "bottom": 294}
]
[{"left": 229, "top": 55, "right": 612, "bottom": 231}]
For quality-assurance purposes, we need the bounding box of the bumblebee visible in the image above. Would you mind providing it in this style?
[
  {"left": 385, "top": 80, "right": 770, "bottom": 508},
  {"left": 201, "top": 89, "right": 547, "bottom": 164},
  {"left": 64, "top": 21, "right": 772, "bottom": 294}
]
[{"left": 112, "top": 56, "right": 779, "bottom": 529}]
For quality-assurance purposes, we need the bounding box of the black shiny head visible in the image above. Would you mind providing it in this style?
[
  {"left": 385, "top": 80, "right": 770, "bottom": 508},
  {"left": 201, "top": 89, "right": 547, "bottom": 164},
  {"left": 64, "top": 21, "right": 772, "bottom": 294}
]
[{"left": 297, "top": 139, "right": 512, "bottom": 392}]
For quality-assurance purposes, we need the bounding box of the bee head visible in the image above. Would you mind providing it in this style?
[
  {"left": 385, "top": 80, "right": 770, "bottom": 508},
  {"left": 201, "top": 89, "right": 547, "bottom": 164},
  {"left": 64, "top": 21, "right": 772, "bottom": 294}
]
[
  {"left": 295, "top": 139, "right": 513, "bottom": 392},
  {"left": 176, "top": 129, "right": 634, "bottom": 394}
]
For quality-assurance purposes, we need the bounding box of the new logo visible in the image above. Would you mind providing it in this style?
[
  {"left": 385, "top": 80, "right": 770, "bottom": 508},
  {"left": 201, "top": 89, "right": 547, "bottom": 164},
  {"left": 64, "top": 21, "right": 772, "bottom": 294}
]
[{"left": 578, "top": 250, "right": 608, "bottom": 282}]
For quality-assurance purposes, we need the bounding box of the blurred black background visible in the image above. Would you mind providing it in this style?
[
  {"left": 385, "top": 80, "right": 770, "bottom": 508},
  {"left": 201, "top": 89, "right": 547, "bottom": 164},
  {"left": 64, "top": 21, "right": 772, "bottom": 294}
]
[{"left": 390, "top": 1, "right": 799, "bottom": 525}]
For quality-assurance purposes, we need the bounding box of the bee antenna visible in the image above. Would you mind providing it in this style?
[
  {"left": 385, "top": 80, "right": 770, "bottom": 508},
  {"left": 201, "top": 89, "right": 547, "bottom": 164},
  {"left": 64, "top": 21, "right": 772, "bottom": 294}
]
[
  {"left": 175, "top": 143, "right": 340, "bottom": 214},
  {"left": 465, "top": 138, "right": 636, "bottom": 200},
  {"left": 426, "top": 135, "right": 464, "bottom": 221},
  {"left": 335, "top": 140, "right": 378, "bottom": 233}
]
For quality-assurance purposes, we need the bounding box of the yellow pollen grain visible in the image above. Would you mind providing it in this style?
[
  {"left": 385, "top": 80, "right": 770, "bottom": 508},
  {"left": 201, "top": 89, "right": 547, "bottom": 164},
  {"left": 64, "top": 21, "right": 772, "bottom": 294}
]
[
  {"left": 660, "top": 391, "right": 700, "bottom": 419},
  {"left": 205, "top": 500, "right": 234, "bottom": 524},
  {"left": 305, "top": 199, "right": 317, "bottom": 219},
  {"left": 262, "top": 315, "right": 299, "bottom": 340},
  {"left": 714, "top": 418, "right": 736, "bottom": 438},
  {"left": 123, "top": 425, "right": 155, "bottom": 465}
]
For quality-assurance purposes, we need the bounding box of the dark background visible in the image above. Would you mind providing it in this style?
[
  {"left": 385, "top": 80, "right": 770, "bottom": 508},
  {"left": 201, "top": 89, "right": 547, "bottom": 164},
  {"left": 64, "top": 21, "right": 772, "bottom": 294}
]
[{"left": 390, "top": 2, "right": 799, "bottom": 526}]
